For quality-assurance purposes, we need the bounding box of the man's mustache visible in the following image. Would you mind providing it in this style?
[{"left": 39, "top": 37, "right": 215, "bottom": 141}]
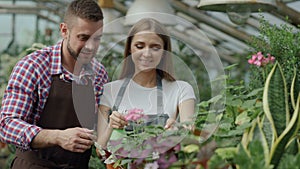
[{"left": 80, "top": 48, "right": 94, "bottom": 54}]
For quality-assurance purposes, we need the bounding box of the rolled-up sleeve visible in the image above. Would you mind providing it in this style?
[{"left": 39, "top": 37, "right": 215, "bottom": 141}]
[{"left": 0, "top": 59, "right": 42, "bottom": 150}]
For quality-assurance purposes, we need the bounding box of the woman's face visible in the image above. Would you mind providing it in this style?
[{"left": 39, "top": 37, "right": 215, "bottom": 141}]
[{"left": 130, "top": 31, "right": 164, "bottom": 73}]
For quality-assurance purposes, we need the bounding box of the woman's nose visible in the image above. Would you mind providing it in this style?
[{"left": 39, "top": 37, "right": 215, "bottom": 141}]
[{"left": 142, "top": 48, "right": 151, "bottom": 57}]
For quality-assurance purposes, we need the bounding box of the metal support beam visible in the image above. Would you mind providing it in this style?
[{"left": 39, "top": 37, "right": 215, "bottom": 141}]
[
  {"left": 111, "top": 0, "right": 242, "bottom": 63},
  {"left": 0, "top": 4, "right": 64, "bottom": 20},
  {"left": 273, "top": 1, "right": 300, "bottom": 26},
  {"left": 170, "top": 0, "right": 252, "bottom": 44},
  {"left": 113, "top": 0, "right": 127, "bottom": 15}
]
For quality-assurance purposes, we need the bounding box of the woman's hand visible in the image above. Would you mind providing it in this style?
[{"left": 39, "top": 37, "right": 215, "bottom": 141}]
[
  {"left": 164, "top": 118, "right": 194, "bottom": 131},
  {"left": 164, "top": 118, "right": 177, "bottom": 129},
  {"left": 109, "top": 111, "right": 128, "bottom": 129}
]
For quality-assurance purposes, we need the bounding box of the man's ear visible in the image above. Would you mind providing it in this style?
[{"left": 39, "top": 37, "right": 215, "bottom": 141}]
[{"left": 60, "top": 23, "right": 68, "bottom": 38}]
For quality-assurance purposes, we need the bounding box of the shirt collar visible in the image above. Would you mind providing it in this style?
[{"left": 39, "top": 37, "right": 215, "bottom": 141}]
[{"left": 50, "top": 39, "right": 63, "bottom": 75}]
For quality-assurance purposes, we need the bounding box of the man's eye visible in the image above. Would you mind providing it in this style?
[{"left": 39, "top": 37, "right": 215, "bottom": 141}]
[
  {"left": 94, "top": 37, "right": 101, "bottom": 41},
  {"left": 93, "top": 36, "right": 102, "bottom": 41},
  {"left": 78, "top": 35, "right": 90, "bottom": 41}
]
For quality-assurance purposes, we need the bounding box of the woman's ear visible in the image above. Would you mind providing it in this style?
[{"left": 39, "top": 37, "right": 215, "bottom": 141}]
[{"left": 60, "top": 23, "right": 68, "bottom": 39}]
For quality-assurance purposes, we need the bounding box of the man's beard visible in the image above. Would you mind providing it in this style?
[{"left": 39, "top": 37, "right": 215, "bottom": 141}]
[
  {"left": 67, "top": 39, "right": 79, "bottom": 60},
  {"left": 66, "top": 38, "right": 95, "bottom": 65}
]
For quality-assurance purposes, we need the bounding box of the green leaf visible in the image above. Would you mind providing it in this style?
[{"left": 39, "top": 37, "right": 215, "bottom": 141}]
[
  {"left": 269, "top": 93, "right": 300, "bottom": 167},
  {"left": 285, "top": 137, "right": 299, "bottom": 155},
  {"left": 234, "top": 141, "right": 271, "bottom": 169},
  {"left": 241, "top": 99, "right": 257, "bottom": 109},
  {"left": 208, "top": 94, "right": 223, "bottom": 104},
  {"left": 246, "top": 88, "right": 263, "bottom": 98},
  {"left": 263, "top": 62, "right": 289, "bottom": 139},
  {"left": 278, "top": 153, "right": 300, "bottom": 169},
  {"left": 197, "top": 100, "right": 209, "bottom": 108},
  {"left": 227, "top": 99, "right": 243, "bottom": 107},
  {"left": 183, "top": 144, "right": 199, "bottom": 153},
  {"left": 224, "top": 63, "right": 239, "bottom": 70},
  {"left": 291, "top": 68, "right": 300, "bottom": 110},
  {"left": 120, "top": 159, "right": 132, "bottom": 165},
  {"left": 215, "top": 147, "right": 237, "bottom": 160},
  {"left": 235, "top": 111, "right": 251, "bottom": 125},
  {"left": 255, "top": 116, "right": 271, "bottom": 162},
  {"left": 208, "top": 154, "right": 229, "bottom": 169},
  {"left": 261, "top": 116, "right": 273, "bottom": 152}
]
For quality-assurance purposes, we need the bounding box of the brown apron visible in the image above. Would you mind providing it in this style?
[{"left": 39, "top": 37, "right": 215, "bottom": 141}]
[{"left": 12, "top": 75, "right": 95, "bottom": 169}]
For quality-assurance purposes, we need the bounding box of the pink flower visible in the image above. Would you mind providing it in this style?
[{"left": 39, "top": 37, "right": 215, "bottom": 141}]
[
  {"left": 128, "top": 108, "right": 144, "bottom": 114},
  {"left": 248, "top": 59, "right": 254, "bottom": 64},
  {"left": 254, "top": 60, "right": 262, "bottom": 67},
  {"left": 248, "top": 52, "right": 275, "bottom": 67},
  {"left": 251, "top": 54, "right": 257, "bottom": 60},
  {"left": 267, "top": 53, "right": 275, "bottom": 63},
  {"left": 256, "top": 52, "right": 264, "bottom": 61},
  {"left": 124, "top": 108, "right": 147, "bottom": 122}
]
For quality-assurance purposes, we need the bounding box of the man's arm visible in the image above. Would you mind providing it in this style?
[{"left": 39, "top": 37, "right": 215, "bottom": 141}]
[
  {"left": 31, "top": 128, "right": 96, "bottom": 153},
  {"left": 0, "top": 58, "right": 42, "bottom": 150}
]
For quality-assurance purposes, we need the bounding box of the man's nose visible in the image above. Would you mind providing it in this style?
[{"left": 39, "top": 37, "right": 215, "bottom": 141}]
[{"left": 85, "top": 40, "right": 96, "bottom": 50}]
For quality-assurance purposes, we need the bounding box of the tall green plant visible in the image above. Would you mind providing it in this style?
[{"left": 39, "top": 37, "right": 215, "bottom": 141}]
[
  {"left": 236, "top": 62, "right": 300, "bottom": 169},
  {"left": 248, "top": 15, "right": 300, "bottom": 90}
]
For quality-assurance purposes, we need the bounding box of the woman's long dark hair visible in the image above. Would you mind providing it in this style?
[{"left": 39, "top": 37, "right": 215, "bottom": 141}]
[{"left": 119, "top": 18, "right": 175, "bottom": 81}]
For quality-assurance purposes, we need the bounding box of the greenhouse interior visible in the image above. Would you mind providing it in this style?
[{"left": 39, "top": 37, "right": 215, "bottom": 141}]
[{"left": 0, "top": 0, "right": 300, "bottom": 169}]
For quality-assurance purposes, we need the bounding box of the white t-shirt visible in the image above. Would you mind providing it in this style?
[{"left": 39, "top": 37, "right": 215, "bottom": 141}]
[{"left": 100, "top": 78, "right": 196, "bottom": 119}]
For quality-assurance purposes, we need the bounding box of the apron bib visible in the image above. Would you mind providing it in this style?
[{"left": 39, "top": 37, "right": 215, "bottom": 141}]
[{"left": 12, "top": 75, "right": 95, "bottom": 169}]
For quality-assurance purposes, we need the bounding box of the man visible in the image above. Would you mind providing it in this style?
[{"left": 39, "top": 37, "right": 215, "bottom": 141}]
[{"left": 0, "top": 0, "right": 108, "bottom": 168}]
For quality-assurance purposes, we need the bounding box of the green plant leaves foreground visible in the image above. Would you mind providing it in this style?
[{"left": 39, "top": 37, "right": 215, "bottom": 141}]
[
  {"left": 263, "top": 62, "right": 289, "bottom": 138},
  {"left": 238, "top": 62, "right": 300, "bottom": 169}
]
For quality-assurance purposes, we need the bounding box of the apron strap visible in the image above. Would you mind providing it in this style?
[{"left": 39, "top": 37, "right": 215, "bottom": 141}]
[
  {"left": 112, "top": 78, "right": 130, "bottom": 111},
  {"left": 109, "top": 74, "right": 167, "bottom": 124},
  {"left": 156, "top": 74, "right": 163, "bottom": 115}
]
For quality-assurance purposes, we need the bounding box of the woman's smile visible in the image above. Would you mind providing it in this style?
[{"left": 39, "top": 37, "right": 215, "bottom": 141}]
[{"left": 131, "top": 31, "right": 164, "bottom": 72}]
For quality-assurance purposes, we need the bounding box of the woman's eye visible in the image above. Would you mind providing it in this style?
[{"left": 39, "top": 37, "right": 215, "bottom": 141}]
[
  {"left": 152, "top": 46, "right": 161, "bottom": 51},
  {"left": 135, "top": 44, "right": 144, "bottom": 49}
]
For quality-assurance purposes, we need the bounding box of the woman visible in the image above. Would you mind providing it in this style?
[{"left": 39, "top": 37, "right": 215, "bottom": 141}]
[{"left": 97, "top": 18, "right": 196, "bottom": 167}]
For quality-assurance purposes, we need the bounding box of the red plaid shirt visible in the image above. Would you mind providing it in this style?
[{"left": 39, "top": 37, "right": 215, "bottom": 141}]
[{"left": 0, "top": 40, "right": 108, "bottom": 150}]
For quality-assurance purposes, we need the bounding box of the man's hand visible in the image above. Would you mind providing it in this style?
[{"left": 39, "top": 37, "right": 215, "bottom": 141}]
[
  {"left": 56, "top": 127, "right": 96, "bottom": 153},
  {"left": 31, "top": 127, "right": 96, "bottom": 153}
]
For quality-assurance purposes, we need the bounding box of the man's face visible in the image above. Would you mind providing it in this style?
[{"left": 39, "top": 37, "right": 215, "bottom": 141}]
[{"left": 63, "top": 17, "right": 103, "bottom": 64}]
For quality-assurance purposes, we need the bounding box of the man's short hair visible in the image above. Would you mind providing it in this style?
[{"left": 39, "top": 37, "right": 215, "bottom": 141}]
[{"left": 64, "top": 0, "right": 103, "bottom": 27}]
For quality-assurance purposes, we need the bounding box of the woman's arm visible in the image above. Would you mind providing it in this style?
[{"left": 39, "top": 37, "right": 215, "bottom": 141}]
[
  {"left": 164, "top": 98, "right": 195, "bottom": 129},
  {"left": 96, "top": 105, "right": 128, "bottom": 148},
  {"left": 97, "top": 105, "right": 113, "bottom": 148},
  {"left": 178, "top": 98, "right": 195, "bottom": 123}
]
